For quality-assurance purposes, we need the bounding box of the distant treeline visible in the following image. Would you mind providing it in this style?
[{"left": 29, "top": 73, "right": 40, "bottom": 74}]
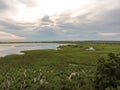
[{"left": 0, "top": 41, "right": 120, "bottom": 44}]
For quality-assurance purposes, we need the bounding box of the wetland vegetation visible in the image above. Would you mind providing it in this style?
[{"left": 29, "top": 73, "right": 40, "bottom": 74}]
[{"left": 0, "top": 43, "right": 120, "bottom": 90}]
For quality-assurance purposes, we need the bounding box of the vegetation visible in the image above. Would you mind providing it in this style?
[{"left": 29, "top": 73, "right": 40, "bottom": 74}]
[
  {"left": 0, "top": 43, "right": 120, "bottom": 90},
  {"left": 94, "top": 53, "right": 120, "bottom": 90}
]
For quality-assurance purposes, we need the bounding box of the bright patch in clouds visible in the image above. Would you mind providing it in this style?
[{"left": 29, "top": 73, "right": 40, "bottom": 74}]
[
  {"left": 11, "top": 0, "right": 96, "bottom": 22},
  {"left": 99, "top": 33, "right": 120, "bottom": 37}
]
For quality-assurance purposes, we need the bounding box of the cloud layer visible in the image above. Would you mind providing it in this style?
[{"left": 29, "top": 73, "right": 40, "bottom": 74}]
[{"left": 0, "top": 0, "right": 120, "bottom": 41}]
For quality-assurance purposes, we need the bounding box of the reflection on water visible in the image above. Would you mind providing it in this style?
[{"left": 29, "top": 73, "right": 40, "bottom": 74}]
[{"left": 0, "top": 43, "right": 61, "bottom": 57}]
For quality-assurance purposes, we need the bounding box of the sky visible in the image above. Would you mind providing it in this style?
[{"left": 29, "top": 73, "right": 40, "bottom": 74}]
[{"left": 0, "top": 0, "right": 120, "bottom": 41}]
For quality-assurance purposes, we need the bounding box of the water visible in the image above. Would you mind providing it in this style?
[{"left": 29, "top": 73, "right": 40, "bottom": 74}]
[{"left": 0, "top": 43, "right": 62, "bottom": 57}]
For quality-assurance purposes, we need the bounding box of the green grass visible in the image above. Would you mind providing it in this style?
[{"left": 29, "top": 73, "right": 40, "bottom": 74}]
[{"left": 0, "top": 43, "right": 120, "bottom": 90}]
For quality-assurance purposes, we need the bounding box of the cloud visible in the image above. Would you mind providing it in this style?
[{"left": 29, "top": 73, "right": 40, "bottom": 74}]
[
  {"left": 0, "top": 0, "right": 120, "bottom": 41},
  {"left": 19, "top": 0, "right": 38, "bottom": 7},
  {"left": 0, "top": 31, "right": 25, "bottom": 41},
  {"left": 0, "top": 0, "right": 8, "bottom": 10}
]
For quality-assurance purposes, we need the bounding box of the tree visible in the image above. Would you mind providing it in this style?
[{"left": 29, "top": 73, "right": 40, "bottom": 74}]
[{"left": 94, "top": 53, "right": 120, "bottom": 90}]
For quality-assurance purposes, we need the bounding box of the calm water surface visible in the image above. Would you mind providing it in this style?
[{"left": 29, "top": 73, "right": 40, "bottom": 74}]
[{"left": 0, "top": 43, "right": 63, "bottom": 57}]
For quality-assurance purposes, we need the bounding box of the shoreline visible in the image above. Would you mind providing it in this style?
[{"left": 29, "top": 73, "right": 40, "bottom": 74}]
[{"left": 0, "top": 43, "right": 70, "bottom": 58}]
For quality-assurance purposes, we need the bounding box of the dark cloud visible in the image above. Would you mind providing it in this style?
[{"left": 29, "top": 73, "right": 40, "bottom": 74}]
[
  {"left": 40, "top": 15, "right": 54, "bottom": 26},
  {"left": 0, "top": 0, "right": 8, "bottom": 10},
  {"left": 0, "top": 20, "right": 25, "bottom": 30}
]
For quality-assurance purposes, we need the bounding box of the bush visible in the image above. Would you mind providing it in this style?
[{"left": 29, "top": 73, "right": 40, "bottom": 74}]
[{"left": 94, "top": 53, "right": 120, "bottom": 90}]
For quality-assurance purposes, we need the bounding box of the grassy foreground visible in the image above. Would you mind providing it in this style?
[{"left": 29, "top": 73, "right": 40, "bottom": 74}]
[{"left": 0, "top": 43, "right": 120, "bottom": 90}]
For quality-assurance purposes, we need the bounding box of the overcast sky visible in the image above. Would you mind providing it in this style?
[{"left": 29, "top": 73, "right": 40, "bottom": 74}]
[{"left": 0, "top": 0, "right": 120, "bottom": 41}]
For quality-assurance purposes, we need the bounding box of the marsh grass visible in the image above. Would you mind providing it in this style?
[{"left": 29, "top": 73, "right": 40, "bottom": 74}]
[{"left": 0, "top": 43, "right": 120, "bottom": 90}]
